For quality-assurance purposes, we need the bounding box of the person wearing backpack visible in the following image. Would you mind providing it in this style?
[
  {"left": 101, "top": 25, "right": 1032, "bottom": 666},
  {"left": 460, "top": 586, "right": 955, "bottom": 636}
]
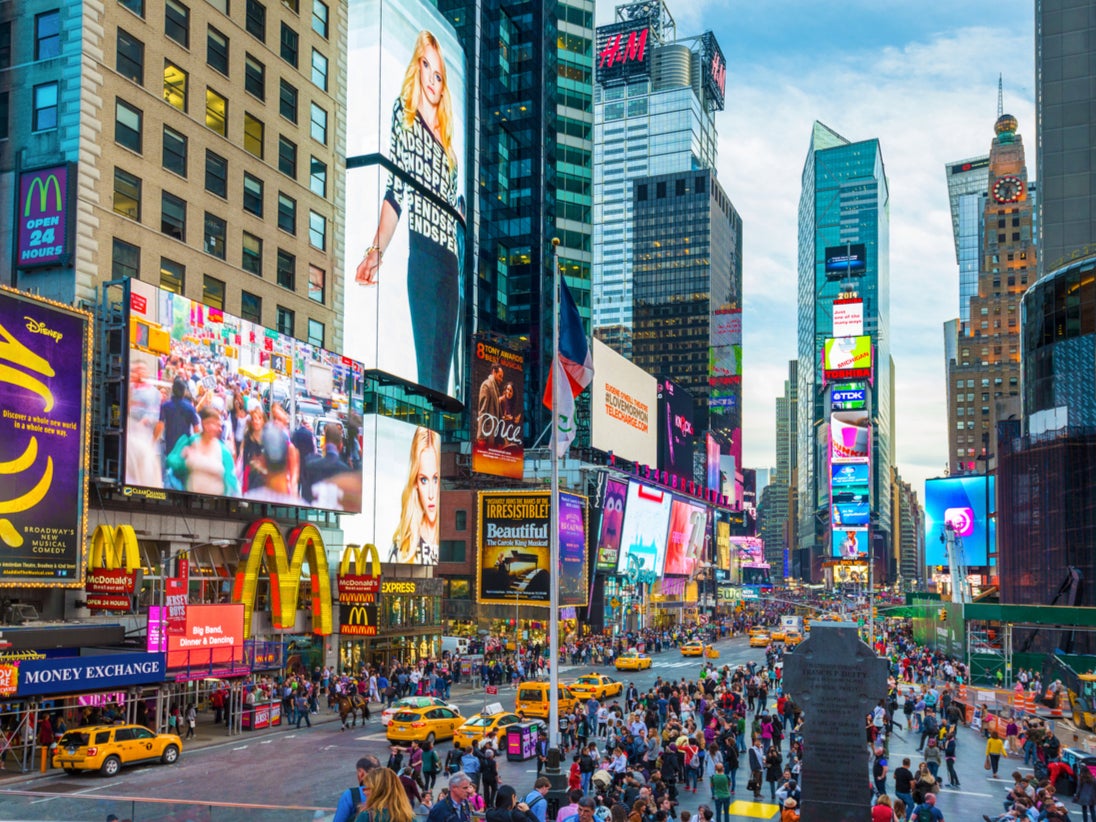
[
  {"left": 333, "top": 755, "right": 380, "bottom": 822},
  {"left": 522, "top": 777, "right": 551, "bottom": 822},
  {"left": 910, "top": 792, "right": 944, "bottom": 821},
  {"left": 918, "top": 709, "right": 939, "bottom": 752}
]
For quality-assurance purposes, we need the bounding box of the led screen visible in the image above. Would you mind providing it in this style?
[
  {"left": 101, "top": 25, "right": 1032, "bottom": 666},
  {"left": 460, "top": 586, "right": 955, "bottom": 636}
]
[
  {"left": 832, "top": 528, "right": 869, "bottom": 559},
  {"left": 830, "top": 410, "right": 870, "bottom": 462},
  {"left": 471, "top": 336, "right": 524, "bottom": 478},
  {"left": 657, "top": 378, "right": 695, "bottom": 478},
  {"left": 590, "top": 338, "right": 657, "bottom": 465},
  {"left": 615, "top": 482, "right": 672, "bottom": 577},
  {"left": 924, "top": 475, "right": 995, "bottom": 566},
  {"left": 124, "top": 280, "right": 364, "bottom": 512},
  {"left": 595, "top": 477, "right": 628, "bottom": 572},
  {"left": 824, "top": 243, "right": 867, "bottom": 278},
  {"left": 344, "top": 0, "right": 468, "bottom": 405},
  {"left": 831, "top": 462, "right": 870, "bottom": 527},
  {"left": 664, "top": 498, "right": 707, "bottom": 576},
  {"left": 823, "top": 335, "right": 872, "bottom": 378}
]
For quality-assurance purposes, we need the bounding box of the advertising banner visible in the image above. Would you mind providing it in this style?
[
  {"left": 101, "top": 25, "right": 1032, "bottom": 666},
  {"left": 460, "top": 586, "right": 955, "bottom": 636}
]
[
  {"left": 832, "top": 528, "right": 869, "bottom": 559},
  {"left": 830, "top": 410, "right": 870, "bottom": 462},
  {"left": 830, "top": 382, "right": 867, "bottom": 411},
  {"left": 831, "top": 462, "right": 870, "bottom": 528},
  {"left": 471, "top": 336, "right": 524, "bottom": 478},
  {"left": 657, "top": 379, "right": 695, "bottom": 479},
  {"left": 823, "top": 335, "right": 872, "bottom": 379},
  {"left": 832, "top": 299, "right": 864, "bottom": 337},
  {"left": 663, "top": 499, "right": 707, "bottom": 576},
  {"left": 477, "top": 491, "right": 587, "bottom": 607},
  {"left": 124, "top": 279, "right": 364, "bottom": 512},
  {"left": 14, "top": 652, "right": 167, "bottom": 697},
  {"left": 706, "top": 434, "right": 721, "bottom": 492},
  {"left": 0, "top": 287, "right": 92, "bottom": 586},
  {"left": 924, "top": 476, "right": 995, "bottom": 566},
  {"left": 824, "top": 243, "right": 867, "bottom": 279},
  {"left": 340, "top": 603, "right": 379, "bottom": 636},
  {"left": 590, "top": 339, "right": 657, "bottom": 465},
  {"left": 16, "top": 164, "right": 72, "bottom": 268},
  {"left": 730, "top": 536, "right": 766, "bottom": 567},
  {"left": 594, "top": 477, "right": 628, "bottom": 572},
  {"left": 341, "top": 416, "right": 441, "bottom": 565},
  {"left": 344, "top": 0, "right": 468, "bottom": 406},
  {"left": 596, "top": 19, "right": 653, "bottom": 85},
  {"left": 166, "top": 603, "right": 245, "bottom": 671},
  {"left": 615, "top": 482, "right": 672, "bottom": 578},
  {"left": 165, "top": 577, "right": 188, "bottom": 635}
]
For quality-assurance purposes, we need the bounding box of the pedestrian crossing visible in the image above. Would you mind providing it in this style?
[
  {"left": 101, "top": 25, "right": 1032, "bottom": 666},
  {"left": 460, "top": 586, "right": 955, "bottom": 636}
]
[{"left": 557, "top": 660, "right": 706, "bottom": 674}]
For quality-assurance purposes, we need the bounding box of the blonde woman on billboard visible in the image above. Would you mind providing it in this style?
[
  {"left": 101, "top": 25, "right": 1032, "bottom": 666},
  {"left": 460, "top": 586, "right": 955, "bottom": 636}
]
[
  {"left": 355, "top": 30, "right": 461, "bottom": 397},
  {"left": 390, "top": 426, "right": 440, "bottom": 564}
]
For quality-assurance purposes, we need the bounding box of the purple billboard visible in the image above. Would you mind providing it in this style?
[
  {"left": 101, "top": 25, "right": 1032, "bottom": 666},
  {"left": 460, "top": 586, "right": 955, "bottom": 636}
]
[
  {"left": 558, "top": 492, "right": 588, "bottom": 607},
  {"left": 16, "top": 165, "right": 72, "bottom": 269},
  {"left": 0, "top": 288, "right": 92, "bottom": 585},
  {"left": 595, "top": 477, "right": 628, "bottom": 572}
]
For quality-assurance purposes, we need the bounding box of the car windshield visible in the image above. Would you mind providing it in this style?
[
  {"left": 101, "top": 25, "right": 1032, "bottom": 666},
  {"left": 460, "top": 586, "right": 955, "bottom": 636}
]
[
  {"left": 59, "top": 731, "right": 90, "bottom": 747},
  {"left": 465, "top": 716, "right": 492, "bottom": 727}
]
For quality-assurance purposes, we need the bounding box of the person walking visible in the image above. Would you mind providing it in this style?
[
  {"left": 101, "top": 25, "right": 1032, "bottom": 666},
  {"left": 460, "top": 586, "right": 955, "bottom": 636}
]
[
  {"left": 334, "top": 755, "right": 381, "bottom": 822},
  {"left": 427, "top": 773, "right": 475, "bottom": 822},
  {"left": 1077, "top": 764, "right": 1096, "bottom": 822},
  {"left": 985, "top": 732, "right": 1005, "bottom": 779},
  {"left": 184, "top": 703, "right": 197, "bottom": 740},
  {"left": 357, "top": 767, "right": 416, "bottom": 822},
  {"left": 422, "top": 742, "right": 441, "bottom": 791},
  {"left": 480, "top": 749, "right": 499, "bottom": 809},
  {"left": 710, "top": 763, "right": 731, "bottom": 822}
]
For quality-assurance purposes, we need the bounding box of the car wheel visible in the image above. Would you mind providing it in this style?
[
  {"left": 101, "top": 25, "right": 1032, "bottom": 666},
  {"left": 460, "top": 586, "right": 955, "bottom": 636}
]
[
  {"left": 426, "top": 732, "right": 436, "bottom": 744},
  {"left": 161, "top": 744, "right": 180, "bottom": 764},
  {"left": 100, "top": 756, "right": 122, "bottom": 777}
]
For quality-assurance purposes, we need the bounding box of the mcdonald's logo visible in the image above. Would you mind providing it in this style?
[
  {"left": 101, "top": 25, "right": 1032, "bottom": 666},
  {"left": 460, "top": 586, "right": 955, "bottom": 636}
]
[
  {"left": 86, "top": 524, "right": 140, "bottom": 605},
  {"left": 24, "top": 173, "right": 63, "bottom": 217},
  {"left": 340, "top": 604, "right": 378, "bottom": 637},
  {"left": 18, "top": 165, "right": 69, "bottom": 268},
  {"left": 231, "top": 518, "right": 333, "bottom": 640},
  {"left": 337, "top": 544, "right": 381, "bottom": 604}
]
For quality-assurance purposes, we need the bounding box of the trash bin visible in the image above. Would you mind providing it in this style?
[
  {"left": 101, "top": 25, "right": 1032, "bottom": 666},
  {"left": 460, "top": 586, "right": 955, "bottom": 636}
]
[{"left": 505, "top": 722, "right": 539, "bottom": 762}]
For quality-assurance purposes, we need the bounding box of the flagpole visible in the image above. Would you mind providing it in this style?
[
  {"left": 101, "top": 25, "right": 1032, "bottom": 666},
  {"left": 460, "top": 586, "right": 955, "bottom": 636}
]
[{"left": 548, "top": 236, "right": 561, "bottom": 752}]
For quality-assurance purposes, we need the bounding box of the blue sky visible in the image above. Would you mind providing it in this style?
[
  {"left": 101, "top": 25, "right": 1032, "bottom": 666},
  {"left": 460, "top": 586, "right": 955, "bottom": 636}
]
[{"left": 594, "top": 0, "right": 1037, "bottom": 498}]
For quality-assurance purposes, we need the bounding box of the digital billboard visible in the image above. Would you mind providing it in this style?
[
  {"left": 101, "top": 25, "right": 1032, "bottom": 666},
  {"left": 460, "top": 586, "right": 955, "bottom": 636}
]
[
  {"left": 594, "top": 476, "right": 628, "bottom": 572},
  {"left": 342, "top": 416, "right": 440, "bottom": 565},
  {"left": 590, "top": 338, "right": 657, "bottom": 465},
  {"left": 664, "top": 499, "right": 707, "bottom": 576},
  {"left": 477, "top": 491, "right": 587, "bottom": 607},
  {"left": 657, "top": 379, "right": 695, "bottom": 478},
  {"left": 0, "top": 287, "right": 92, "bottom": 586},
  {"left": 699, "top": 31, "right": 726, "bottom": 112},
  {"left": 823, "top": 335, "right": 873, "bottom": 379},
  {"left": 824, "top": 243, "right": 867, "bottom": 279},
  {"left": 596, "top": 20, "right": 652, "bottom": 86},
  {"left": 615, "top": 482, "right": 672, "bottom": 578},
  {"left": 831, "top": 462, "right": 870, "bottom": 528},
  {"left": 706, "top": 434, "right": 720, "bottom": 490},
  {"left": 344, "top": 0, "right": 468, "bottom": 405},
  {"left": 730, "top": 536, "right": 766, "bottom": 567},
  {"left": 830, "top": 410, "right": 870, "bottom": 462},
  {"left": 831, "top": 299, "right": 864, "bottom": 337},
  {"left": 16, "top": 165, "right": 73, "bottom": 269},
  {"left": 471, "top": 336, "right": 524, "bottom": 478},
  {"left": 124, "top": 279, "right": 364, "bottom": 512},
  {"left": 710, "top": 308, "right": 742, "bottom": 383},
  {"left": 833, "top": 528, "right": 869, "bottom": 559},
  {"left": 924, "top": 476, "right": 995, "bottom": 567},
  {"left": 830, "top": 382, "right": 867, "bottom": 411},
  {"left": 163, "top": 603, "right": 245, "bottom": 672}
]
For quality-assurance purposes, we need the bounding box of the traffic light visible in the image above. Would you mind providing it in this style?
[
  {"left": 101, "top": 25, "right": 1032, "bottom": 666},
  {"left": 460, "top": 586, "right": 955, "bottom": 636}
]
[
  {"left": 872, "top": 607, "right": 878, "bottom": 619},
  {"left": 938, "top": 608, "right": 947, "bottom": 621}
]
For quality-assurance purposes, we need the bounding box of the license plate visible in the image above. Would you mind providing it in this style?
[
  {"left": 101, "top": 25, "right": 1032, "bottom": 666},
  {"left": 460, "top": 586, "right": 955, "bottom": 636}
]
[{"left": 67, "top": 748, "right": 76, "bottom": 755}]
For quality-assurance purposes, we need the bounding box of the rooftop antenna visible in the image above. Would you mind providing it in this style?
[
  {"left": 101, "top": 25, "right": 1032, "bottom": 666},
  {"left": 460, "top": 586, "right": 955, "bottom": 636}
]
[{"left": 997, "top": 73, "right": 1004, "bottom": 118}]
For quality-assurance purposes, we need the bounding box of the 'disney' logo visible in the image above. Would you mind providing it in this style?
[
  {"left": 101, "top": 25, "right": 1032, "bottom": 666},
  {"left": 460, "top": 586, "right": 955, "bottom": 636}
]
[{"left": 24, "top": 317, "right": 63, "bottom": 343}]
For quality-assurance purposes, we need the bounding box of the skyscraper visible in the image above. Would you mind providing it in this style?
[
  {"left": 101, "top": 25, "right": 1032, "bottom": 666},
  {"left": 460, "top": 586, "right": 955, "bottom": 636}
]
[
  {"left": 944, "top": 155, "right": 990, "bottom": 325},
  {"left": 796, "top": 122, "right": 893, "bottom": 581},
  {"left": 591, "top": 0, "right": 724, "bottom": 357},
  {"left": 758, "top": 360, "right": 798, "bottom": 581}
]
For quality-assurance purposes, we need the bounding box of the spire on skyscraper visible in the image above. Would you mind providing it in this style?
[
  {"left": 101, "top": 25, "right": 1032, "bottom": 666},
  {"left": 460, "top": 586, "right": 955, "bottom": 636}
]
[{"left": 997, "top": 73, "right": 1004, "bottom": 118}]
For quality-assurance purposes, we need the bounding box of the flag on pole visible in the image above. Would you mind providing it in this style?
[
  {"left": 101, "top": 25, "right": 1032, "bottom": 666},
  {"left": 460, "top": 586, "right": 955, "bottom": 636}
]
[{"left": 543, "top": 278, "right": 593, "bottom": 457}]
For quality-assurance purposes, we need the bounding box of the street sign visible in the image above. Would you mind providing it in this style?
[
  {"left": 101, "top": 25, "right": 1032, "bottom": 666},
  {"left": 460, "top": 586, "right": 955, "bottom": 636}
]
[
  {"left": 610, "top": 597, "right": 620, "bottom": 608},
  {"left": 486, "top": 685, "right": 498, "bottom": 695}
]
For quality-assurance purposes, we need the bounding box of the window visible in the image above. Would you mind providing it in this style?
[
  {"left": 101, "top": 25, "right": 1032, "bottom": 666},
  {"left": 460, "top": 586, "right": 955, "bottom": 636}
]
[
  {"left": 160, "top": 258, "right": 185, "bottom": 292},
  {"left": 308, "top": 264, "right": 324, "bottom": 302},
  {"left": 205, "top": 150, "right": 227, "bottom": 197},
  {"left": 307, "top": 318, "right": 324, "bottom": 347},
  {"left": 282, "top": 0, "right": 299, "bottom": 10},
  {"left": 276, "top": 305, "right": 294, "bottom": 336},
  {"left": 243, "top": 112, "right": 264, "bottom": 158},
  {"left": 310, "top": 49, "right": 327, "bottom": 90},
  {"left": 119, "top": 0, "right": 145, "bottom": 16},
  {"left": 115, "top": 99, "right": 142, "bottom": 151},
  {"left": 312, "top": 0, "right": 328, "bottom": 37},
  {"left": 280, "top": 23, "right": 298, "bottom": 66},
  {"left": 207, "top": 0, "right": 228, "bottom": 12},
  {"left": 278, "top": 136, "right": 297, "bottom": 178},
  {"left": 205, "top": 88, "right": 227, "bottom": 135},
  {"left": 276, "top": 249, "right": 295, "bottom": 289},
  {"left": 439, "top": 541, "right": 466, "bottom": 563},
  {"left": 308, "top": 210, "right": 325, "bottom": 250},
  {"left": 0, "top": 22, "right": 10, "bottom": 69},
  {"left": 203, "top": 275, "right": 225, "bottom": 310},
  {"left": 245, "top": 0, "right": 265, "bottom": 40},
  {"left": 244, "top": 53, "right": 265, "bottom": 99},
  {"left": 204, "top": 212, "right": 226, "bottom": 258},
  {"left": 33, "top": 83, "right": 59, "bottom": 131},
  {"left": 279, "top": 79, "right": 298, "bottom": 122},
  {"left": 164, "top": 0, "right": 190, "bottom": 47},
  {"left": 0, "top": 92, "right": 8, "bottom": 140},
  {"left": 112, "top": 168, "right": 141, "bottom": 219},
  {"left": 116, "top": 29, "right": 144, "bottom": 83},
  {"left": 35, "top": 11, "right": 61, "bottom": 60},
  {"left": 112, "top": 238, "right": 139, "bottom": 279},
  {"left": 161, "top": 192, "right": 186, "bottom": 241},
  {"left": 207, "top": 26, "right": 229, "bottom": 74},
  {"left": 242, "top": 232, "right": 263, "bottom": 275},
  {"left": 277, "top": 193, "right": 296, "bottom": 233},
  {"left": 455, "top": 510, "right": 467, "bottom": 530},
  {"left": 163, "top": 62, "right": 188, "bottom": 111},
  {"left": 162, "top": 126, "right": 187, "bottom": 176},
  {"left": 243, "top": 173, "right": 263, "bottom": 216},
  {"left": 240, "top": 291, "right": 262, "bottom": 323},
  {"left": 309, "top": 102, "right": 326, "bottom": 143},
  {"left": 309, "top": 156, "right": 326, "bottom": 197}
]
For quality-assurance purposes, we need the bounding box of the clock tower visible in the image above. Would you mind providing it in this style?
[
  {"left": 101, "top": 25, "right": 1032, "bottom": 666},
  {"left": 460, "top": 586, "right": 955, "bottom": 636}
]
[{"left": 946, "top": 113, "right": 1037, "bottom": 482}]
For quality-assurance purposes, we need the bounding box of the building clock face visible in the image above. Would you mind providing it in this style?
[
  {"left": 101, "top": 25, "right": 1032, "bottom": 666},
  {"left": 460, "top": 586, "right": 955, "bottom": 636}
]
[{"left": 993, "top": 175, "right": 1024, "bottom": 203}]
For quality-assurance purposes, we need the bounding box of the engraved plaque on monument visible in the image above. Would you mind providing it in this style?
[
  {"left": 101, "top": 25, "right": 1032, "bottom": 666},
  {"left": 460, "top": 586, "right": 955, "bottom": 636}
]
[{"left": 782, "top": 622, "right": 889, "bottom": 822}]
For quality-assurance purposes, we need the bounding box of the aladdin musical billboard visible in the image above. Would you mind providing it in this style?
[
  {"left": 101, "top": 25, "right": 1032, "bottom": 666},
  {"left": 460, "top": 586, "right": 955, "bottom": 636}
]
[
  {"left": 16, "top": 164, "right": 74, "bottom": 269},
  {"left": 471, "top": 335, "right": 524, "bottom": 478},
  {"left": 590, "top": 338, "right": 657, "bottom": 465},
  {"left": 344, "top": 0, "right": 468, "bottom": 406},
  {"left": 663, "top": 498, "right": 707, "bottom": 576},
  {"left": 477, "top": 491, "right": 588, "bottom": 607},
  {"left": 594, "top": 476, "right": 628, "bottom": 572},
  {"left": 615, "top": 481, "right": 672, "bottom": 578},
  {"left": 0, "top": 287, "right": 92, "bottom": 586},
  {"left": 124, "top": 279, "right": 364, "bottom": 512}
]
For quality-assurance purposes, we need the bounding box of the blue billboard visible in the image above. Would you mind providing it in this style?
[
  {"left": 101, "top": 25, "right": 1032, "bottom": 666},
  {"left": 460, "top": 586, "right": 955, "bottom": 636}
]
[
  {"left": 924, "top": 476, "right": 995, "bottom": 567},
  {"left": 15, "top": 652, "right": 167, "bottom": 697}
]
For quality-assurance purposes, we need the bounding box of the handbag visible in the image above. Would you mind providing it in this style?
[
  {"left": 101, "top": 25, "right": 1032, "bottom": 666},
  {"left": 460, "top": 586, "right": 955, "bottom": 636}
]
[{"left": 984, "top": 756, "right": 991, "bottom": 770}]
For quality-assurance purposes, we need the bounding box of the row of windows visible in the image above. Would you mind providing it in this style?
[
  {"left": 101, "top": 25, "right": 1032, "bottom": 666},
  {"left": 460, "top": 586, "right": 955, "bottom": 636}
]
[
  {"left": 111, "top": 236, "right": 326, "bottom": 345},
  {"left": 118, "top": 0, "right": 329, "bottom": 51}
]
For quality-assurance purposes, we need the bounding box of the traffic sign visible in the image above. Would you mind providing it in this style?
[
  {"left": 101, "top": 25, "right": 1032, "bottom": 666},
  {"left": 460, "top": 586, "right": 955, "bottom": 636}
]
[{"left": 485, "top": 685, "right": 498, "bottom": 695}]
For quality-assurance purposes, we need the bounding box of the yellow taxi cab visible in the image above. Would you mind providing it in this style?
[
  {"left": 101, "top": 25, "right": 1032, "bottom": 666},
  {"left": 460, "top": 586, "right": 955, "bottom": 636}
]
[
  {"left": 680, "top": 641, "right": 705, "bottom": 657},
  {"left": 386, "top": 704, "right": 464, "bottom": 744},
  {"left": 453, "top": 708, "right": 524, "bottom": 749},
  {"left": 771, "top": 628, "right": 786, "bottom": 642},
  {"left": 615, "top": 650, "right": 653, "bottom": 671},
  {"left": 568, "top": 673, "right": 624, "bottom": 701},
  {"left": 53, "top": 724, "right": 182, "bottom": 776},
  {"left": 749, "top": 632, "right": 771, "bottom": 648},
  {"left": 784, "top": 630, "right": 803, "bottom": 647},
  {"left": 747, "top": 627, "right": 767, "bottom": 639},
  {"left": 515, "top": 681, "right": 579, "bottom": 719}
]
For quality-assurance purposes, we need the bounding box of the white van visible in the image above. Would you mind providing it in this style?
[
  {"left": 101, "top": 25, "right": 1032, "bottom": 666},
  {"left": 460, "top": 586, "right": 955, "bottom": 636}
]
[{"left": 441, "top": 636, "right": 470, "bottom": 656}]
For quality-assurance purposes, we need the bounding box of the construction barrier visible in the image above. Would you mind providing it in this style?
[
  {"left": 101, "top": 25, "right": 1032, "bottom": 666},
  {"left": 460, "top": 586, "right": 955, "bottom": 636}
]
[{"left": 1050, "top": 691, "right": 1064, "bottom": 718}]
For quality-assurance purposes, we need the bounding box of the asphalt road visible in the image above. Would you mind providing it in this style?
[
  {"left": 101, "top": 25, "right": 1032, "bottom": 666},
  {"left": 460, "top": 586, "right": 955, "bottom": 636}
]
[{"left": 0, "top": 636, "right": 1046, "bottom": 821}]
